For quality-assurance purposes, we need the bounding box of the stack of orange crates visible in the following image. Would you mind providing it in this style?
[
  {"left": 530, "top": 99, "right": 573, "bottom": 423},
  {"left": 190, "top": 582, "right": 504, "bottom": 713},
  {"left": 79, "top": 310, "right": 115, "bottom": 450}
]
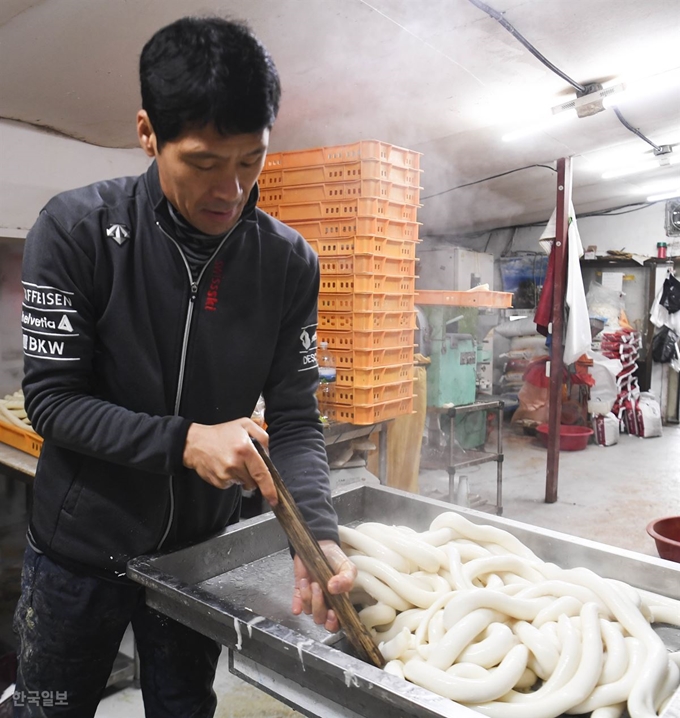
[{"left": 258, "top": 140, "right": 422, "bottom": 425}]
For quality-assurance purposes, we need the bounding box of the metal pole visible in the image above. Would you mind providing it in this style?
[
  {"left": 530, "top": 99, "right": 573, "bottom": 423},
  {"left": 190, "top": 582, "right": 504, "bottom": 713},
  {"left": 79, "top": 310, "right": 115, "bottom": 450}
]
[
  {"left": 545, "top": 157, "right": 572, "bottom": 504},
  {"left": 448, "top": 414, "right": 456, "bottom": 503},
  {"left": 496, "top": 403, "right": 503, "bottom": 515}
]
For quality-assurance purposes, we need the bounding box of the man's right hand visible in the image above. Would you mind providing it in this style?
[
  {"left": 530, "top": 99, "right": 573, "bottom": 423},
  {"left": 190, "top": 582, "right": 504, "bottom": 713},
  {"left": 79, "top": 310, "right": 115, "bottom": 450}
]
[{"left": 182, "top": 418, "right": 277, "bottom": 505}]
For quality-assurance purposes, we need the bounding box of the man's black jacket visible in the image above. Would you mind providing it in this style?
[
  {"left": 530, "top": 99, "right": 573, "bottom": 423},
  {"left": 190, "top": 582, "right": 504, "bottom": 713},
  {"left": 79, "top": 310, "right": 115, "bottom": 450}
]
[{"left": 21, "top": 162, "right": 337, "bottom": 578}]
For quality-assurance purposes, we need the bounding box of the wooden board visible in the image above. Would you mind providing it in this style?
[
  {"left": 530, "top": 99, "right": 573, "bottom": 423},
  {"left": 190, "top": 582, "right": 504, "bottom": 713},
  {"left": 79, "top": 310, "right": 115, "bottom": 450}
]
[{"left": 415, "top": 289, "right": 513, "bottom": 308}]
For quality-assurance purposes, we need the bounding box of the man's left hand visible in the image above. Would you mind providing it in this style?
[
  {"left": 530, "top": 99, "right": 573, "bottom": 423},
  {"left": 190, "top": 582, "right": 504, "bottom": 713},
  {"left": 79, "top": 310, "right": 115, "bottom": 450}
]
[{"left": 291, "top": 540, "right": 357, "bottom": 632}]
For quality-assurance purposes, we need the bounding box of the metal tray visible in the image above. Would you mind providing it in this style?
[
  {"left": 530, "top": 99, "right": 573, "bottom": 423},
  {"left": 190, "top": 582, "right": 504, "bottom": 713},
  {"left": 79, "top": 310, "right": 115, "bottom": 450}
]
[{"left": 128, "top": 483, "right": 680, "bottom": 718}]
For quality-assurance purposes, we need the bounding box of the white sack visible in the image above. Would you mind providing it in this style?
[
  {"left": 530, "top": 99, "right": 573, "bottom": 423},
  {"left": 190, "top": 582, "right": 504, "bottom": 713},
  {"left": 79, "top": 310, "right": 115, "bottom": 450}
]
[
  {"left": 495, "top": 316, "right": 540, "bottom": 338},
  {"left": 509, "top": 335, "right": 548, "bottom": 352},
  {"left": 635, "top": 393, "right": 663, "bottom": 438},
  {"left": 592, "top": 413, "right": 619, "bottom": 446},
  {"left": 587, "top": 350, "right": 622, "bottom": 415}
]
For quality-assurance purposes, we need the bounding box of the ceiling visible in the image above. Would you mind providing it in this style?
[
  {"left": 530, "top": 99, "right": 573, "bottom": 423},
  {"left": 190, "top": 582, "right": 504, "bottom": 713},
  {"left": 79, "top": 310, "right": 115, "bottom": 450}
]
[{"left": 1, "top": 0, "right": 679, "bottom": 234}]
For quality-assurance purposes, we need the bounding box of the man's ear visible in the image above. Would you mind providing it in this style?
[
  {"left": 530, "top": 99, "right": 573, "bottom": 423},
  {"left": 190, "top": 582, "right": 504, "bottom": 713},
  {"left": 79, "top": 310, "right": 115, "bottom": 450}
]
[{"left": 136, "top": 110, "right": 157, "bottom": 158}]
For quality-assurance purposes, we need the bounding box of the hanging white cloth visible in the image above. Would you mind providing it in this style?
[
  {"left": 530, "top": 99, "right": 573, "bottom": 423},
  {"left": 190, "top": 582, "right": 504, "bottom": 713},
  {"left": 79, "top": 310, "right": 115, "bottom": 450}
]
[{"left": 539, "top": 202, "right": 591, "bottom": 364}]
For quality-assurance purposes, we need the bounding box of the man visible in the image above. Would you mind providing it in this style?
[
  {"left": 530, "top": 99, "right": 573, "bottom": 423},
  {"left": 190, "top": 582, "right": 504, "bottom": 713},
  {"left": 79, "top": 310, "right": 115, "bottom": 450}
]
[{"left": 14, "top": 16, "right": 356, "bottom": 718}]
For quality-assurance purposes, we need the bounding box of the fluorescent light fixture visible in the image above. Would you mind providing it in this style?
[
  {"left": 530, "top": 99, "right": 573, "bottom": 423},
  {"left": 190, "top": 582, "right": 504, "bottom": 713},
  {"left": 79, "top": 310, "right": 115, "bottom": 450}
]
[
  {"left": 647, "top": 189, "right": 680, "bottom": 201},
  {"left": 552, "top": 82, "right": 626, "bottom": 117},
  {"left": 500, "top": 67, "right": 679, "bottom": 143},
  {"left": 603, "top": 161, "right": 660, "bottom": 179},
  {"left": 602, "top": 154, "right": 679, "bottom": 179},
  {"left": 585, "top": 149, "right": 656, "bottom": 171},
  {"left": 635, "top": 177, "right": 680, "bottom": 194},
  {"left": 502, "top": 110, "right": 576, "bottom": 142},
  {"left": 603, "top": 67, "right": 680, "bottom": 108}
]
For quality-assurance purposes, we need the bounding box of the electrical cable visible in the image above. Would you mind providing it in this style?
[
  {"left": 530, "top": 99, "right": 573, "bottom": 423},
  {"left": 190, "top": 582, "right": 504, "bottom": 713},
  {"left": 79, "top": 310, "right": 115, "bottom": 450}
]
[
  {"left": 466, "top": 0, "right": 586, "bottom": 92},
  {"left": 421, "top": 163, "right": 557, "bottom": 200},
  {"left": 425, "top": 200, "right": 663, "bottom": 241},
  {"left": 466, "top": 0, "right": 663, "bottom": 149},
  {"left": 611, "top": 108, "right": 662, "bottom": 151},
  {"left": 578, "top": 202, "right": 656, "bottom": 217}
]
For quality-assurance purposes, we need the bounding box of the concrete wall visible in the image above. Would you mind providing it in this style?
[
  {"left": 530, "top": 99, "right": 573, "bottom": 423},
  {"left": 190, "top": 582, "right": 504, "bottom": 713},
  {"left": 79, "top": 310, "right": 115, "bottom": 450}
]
[
  {"left": 0, "top": 120, "right": 150, "bottom": 394},
  {"left": 0, "top": 119, "right": 150, "bottom": 237},
  {"left": 418, "top": 200, "right": 678, "bottom": 304},
  {"left": 421, "top": 201, "right": 676, "bottom": 262},
  {"left": 0, "top": 240, "right": 24, "bottom": 395}
]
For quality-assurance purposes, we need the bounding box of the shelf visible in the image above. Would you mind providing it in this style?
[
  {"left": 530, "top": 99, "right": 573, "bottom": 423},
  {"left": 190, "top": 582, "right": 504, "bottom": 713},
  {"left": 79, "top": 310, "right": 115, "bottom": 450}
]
[
  {"left": 0, "top": 442, "right": 38, "bottom": 479},
  {"left": 415, "top": 289, "right": 513, "bottom": 308},
  {"left": 449, "top": 449, "right": 502, "bottom": 469},
  {"left": 580, "top": 257, "right": 678, "bottom": 268}
]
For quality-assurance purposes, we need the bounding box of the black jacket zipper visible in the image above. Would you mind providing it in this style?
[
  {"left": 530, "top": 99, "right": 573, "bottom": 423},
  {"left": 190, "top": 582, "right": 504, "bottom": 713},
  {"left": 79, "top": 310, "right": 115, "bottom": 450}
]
[{"left": 154, "top": 219, "right": 240, "bottom": 550}]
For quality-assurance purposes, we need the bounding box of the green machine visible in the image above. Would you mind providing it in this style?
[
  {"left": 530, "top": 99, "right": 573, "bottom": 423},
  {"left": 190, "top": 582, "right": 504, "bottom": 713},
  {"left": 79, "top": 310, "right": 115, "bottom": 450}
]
[
  {"left": 421, "top": 305, "right": 487, "bottom": 449},
  {"left": 428, "top": 331, "right": 477, "bottom": 406}
]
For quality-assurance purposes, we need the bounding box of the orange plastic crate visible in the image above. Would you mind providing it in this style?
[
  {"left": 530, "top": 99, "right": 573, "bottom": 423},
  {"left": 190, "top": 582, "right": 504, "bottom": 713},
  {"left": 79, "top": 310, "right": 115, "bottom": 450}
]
[
  {"left": 318, "top": 256, "right": 415, "bottom": 277},
  {"left": 259, "top": 189, "right": 283, "bottom": 204},
  {"left": 259, "top": 159, "right": 422, "bottom": 188},
  {"left": 318, "top": 311, "right": 416, "bottom": 332},
  {"left": 259, "top": 206, "right": 281, "bottom": 219},
  {"left": 262, "top": 198, "right": 419, "bottom": 223},
  {"left": 318, "top": 329, "right": 414, "bottom": 351},
  {"left": 305, "top": 236, "right": 418, "bottom": 259},
  {"left": 320, "top": 380, "right": 413, "bottom": 406},
  {"left": 318, "top": 293, "right": 415, "bottom": 313},
  {"left": 321, "top": 396, "right": 414, "bottom": 425},
  {"left": 336, "top": 363, "right": 413, "bottom": 388},
  {"left": 319, "top": 275, "right": 416, "bottom": 295},
  {"left": 264, "top": 141, "right": 421, "bottom": 171},
  {"left": 0, "top": 420, "right": 42, "bottom": 457},
  {"left": 289, "top": 217, "right": 420, "bottom": 241},
  {"left": 332, "top": 346, "right": 415, "bottom": 369},
  {"left": 258, "top": 180, "right": 421, "bottom": 206}
]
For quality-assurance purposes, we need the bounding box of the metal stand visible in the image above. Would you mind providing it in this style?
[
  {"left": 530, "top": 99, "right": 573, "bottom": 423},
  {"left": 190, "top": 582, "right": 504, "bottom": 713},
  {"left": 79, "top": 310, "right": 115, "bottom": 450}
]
[{"left": 446, "top": 399, "right": 504, "bottom": 515}]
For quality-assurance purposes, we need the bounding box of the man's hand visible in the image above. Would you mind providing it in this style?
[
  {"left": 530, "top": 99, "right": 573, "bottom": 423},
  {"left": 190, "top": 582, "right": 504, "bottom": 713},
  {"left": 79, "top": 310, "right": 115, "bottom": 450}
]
[
  {"left": 183, "top": 418, "right": 277, "bottom": 505},
  {"left": 291, "top": 540, "right": 357, "bottom": 632}
]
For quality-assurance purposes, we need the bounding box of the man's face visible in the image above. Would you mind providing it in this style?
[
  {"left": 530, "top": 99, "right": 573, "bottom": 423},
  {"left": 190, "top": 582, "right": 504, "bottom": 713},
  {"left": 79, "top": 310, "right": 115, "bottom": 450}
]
[{"left": 137, "top": 112, "right": 269, "bottom": 235}]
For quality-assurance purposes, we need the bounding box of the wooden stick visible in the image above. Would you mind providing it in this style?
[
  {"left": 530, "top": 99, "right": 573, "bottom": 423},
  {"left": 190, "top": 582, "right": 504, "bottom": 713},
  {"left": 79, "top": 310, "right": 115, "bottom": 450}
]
[{"left": 252, "top": 440, "right": 385, "bottom": 668}]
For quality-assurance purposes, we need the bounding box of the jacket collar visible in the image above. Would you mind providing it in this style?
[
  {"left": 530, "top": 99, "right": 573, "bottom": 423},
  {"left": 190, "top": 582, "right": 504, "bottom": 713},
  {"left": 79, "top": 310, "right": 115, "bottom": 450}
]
[{"left": 144, "top": 160, "right": 260, "bottom": 228}]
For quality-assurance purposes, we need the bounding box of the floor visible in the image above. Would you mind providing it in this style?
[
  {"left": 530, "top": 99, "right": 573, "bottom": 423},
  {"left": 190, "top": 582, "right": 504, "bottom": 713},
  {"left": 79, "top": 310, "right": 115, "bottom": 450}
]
[
  {"left": 1, "top": 422, "right": 679, "bottom": 716},
  {"left": 420, "top": 424, "right": 680, "bottom": 557}
]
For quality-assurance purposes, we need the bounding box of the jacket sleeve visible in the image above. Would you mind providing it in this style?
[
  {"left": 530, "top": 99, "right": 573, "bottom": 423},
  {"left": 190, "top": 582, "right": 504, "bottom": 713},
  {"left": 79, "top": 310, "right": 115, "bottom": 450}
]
[
  {"left": 263, "top": 248, "right": 339, "bottom": 545},
  {"left": 21, "top": 210, "right": 190, "bottom": 475}
]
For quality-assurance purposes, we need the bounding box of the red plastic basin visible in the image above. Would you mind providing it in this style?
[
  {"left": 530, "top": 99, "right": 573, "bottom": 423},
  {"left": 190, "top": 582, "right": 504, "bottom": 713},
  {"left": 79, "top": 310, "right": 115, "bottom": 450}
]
[
  {"left": 536, "top": 424, "right": 594, "bottom": 451},
  {"left": 647, "top": 516, "right": 680, "bottom": 563}
]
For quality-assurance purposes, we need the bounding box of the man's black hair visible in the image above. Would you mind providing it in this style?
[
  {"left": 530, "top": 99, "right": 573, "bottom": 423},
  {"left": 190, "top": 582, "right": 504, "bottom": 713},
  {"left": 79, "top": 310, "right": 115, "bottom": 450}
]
[{"left": 140, "top": 16, "right": 281, "bottom": 147}]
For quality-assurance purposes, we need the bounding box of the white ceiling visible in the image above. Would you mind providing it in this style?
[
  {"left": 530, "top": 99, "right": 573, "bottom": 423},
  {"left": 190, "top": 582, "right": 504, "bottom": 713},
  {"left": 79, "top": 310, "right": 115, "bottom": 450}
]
[{"left": 1, "top": 0, "right": 679, "bottom": 233}]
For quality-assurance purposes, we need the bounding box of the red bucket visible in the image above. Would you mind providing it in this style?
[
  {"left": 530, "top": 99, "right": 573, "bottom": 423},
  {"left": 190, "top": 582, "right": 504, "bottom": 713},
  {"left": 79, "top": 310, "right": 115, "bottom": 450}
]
[
  {"left": 536, "top": 424, "right": 593, "bottom": 451},
  {"left": 646, "top": 516, "right": 680, "bottom": 563}
]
